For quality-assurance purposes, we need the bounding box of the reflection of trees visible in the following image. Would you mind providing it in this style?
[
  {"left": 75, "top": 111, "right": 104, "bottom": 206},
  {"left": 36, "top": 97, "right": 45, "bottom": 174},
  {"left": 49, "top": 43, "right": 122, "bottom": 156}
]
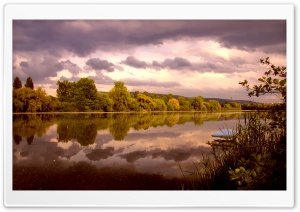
[
  {"left": 13, "top": 134, "right": 22, "bottom": 144},
  {"left": 166, "top": 113, "right": 180, "bottom": 127},
  {"left": 13, "top": 112, "right": 245, "bottom": 145},
  {"left": 192, "top": 113, "right": 205, "bottom": 125},
  {"left": 203, "top": 113, "right": 222, "bottom": 122},
  {"left": 109, "top": 113, "right": 132, "bottom": 141},
  {"left": 26, "top": 135, "right": 34, "bottom": 145},
  {"left": 13, "top": 114, "right": 56, "bottom": 145},
  {"left": 57, "top": 119, "right": 98, "bottom": 146},
  {"left": 223, "top": 112, "right": 242, "bottom": 120}
]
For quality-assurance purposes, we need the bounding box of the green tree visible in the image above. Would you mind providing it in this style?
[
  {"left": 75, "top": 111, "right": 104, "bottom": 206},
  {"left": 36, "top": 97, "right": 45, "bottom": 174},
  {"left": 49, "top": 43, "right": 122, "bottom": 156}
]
[
  {"left": 208, "top": 100, "right": 221, "bottom": 112},
  {"left": 136, "top": 93, "right": 157, "bottom": 111},
  {"left": 24, "top": 77, "right": 34, "bottom": 89},
  {"left": 153, "top": 99, "right": 167, "bottom": 111},
  {"left": 108, "top": 81, "right": 131, "bottom": 112},
  {"left": 168, "top": 98, "right": 180, "bottom": 111},
  {"left": 96, "top": 93, "right": 113, "bottom": 112},
  {"left": 128, "top": 97, "right": 140, "bottom": 111},
  {"left": 192, "top": 96, "right": 204, "bottom": 111},
  {"left": 239, "top": 57, "right": 286, "bottom": 104},
  {"left": 74, "top": 78, "right": 98, "bottom": 111},
  {"left": 13, "top": 77, "right": 22, "bottom": 89},
  {"left": 178, "top": 96, "right": 192, "bottom": 111},
  {"left": 56, "top": 80, "right": 76, "bottom": 102}
]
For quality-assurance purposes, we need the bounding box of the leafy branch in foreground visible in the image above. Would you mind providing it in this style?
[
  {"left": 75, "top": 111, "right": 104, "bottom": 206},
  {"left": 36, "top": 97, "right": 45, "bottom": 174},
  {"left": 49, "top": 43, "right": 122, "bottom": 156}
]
[{"left": 239, "top": 57, "right": 286, "bottom": 103}]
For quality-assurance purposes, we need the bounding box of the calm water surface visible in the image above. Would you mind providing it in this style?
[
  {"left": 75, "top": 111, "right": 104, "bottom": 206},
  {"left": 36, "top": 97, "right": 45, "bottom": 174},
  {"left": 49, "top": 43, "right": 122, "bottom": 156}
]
[{"left": 13, "top": 112, "right": 245, "bottom": 190}]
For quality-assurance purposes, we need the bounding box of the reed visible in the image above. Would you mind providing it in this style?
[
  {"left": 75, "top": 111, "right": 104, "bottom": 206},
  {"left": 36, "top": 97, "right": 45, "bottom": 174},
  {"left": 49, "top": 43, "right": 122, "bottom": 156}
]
[{"left": 181, "top": 112, "right": 286, "bottom": 190}]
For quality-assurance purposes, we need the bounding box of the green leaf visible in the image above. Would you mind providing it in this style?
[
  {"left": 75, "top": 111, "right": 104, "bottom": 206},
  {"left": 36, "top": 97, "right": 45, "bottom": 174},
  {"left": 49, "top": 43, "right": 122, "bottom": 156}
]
[
  {"left": 228, "top": 170, "right": 234, "bottom": 175},
  {"left": 257, "top": 167, "right": 262, "bottom": 173},
  {"left": 245, "top": 176, "right": 252, "bottom": 183},
  {"left": 235, "top": 168, "right": 240, "bottom": 174},
  {"left": 280, "top": 79, "right": 286, "bottom": 86},
  {"left": 240, "top": 166, "right": 246, "bottom": 172},
  {"left": 273, "top": 79, "right": 279, "bottom": 84}
]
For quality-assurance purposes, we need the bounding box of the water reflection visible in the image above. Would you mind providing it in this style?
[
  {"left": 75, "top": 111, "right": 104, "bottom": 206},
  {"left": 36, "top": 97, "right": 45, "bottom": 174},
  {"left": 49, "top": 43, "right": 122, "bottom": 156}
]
[{"left": 13, "top": 112, "right": 244, "bottom": 190}]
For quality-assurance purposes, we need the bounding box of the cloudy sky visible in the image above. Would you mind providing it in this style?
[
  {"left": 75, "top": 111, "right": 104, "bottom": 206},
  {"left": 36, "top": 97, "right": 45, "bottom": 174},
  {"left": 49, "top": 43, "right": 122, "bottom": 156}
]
[{"left": 13, "top": 20, "right": 286, "bottom": 103}]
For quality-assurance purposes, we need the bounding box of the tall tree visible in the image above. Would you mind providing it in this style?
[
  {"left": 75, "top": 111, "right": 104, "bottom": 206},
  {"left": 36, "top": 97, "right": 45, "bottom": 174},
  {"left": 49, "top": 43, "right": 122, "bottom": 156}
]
[
  {"left": 56, "top": 80, "right": 76, "bottom": 102},
  {"left": 136, "top": 93, "right": 157, "bottom": 111},
  {"left": 24, "top": 77, "right": 34, "bottom": 89},
  {"left": 192, "top": 96, "right": 204, "bottom": 111},
  {"left": 74, "top": 78, "right": 98, "bottom": 111},
  {"left": 13, "top": 77, "right": 22, "bottom": 89},
  {"left": 168, "top": 98, "right": 180, "bottom": 111},
  {"left": 108, "top": 81, "right": 131, "bottom": 112}
]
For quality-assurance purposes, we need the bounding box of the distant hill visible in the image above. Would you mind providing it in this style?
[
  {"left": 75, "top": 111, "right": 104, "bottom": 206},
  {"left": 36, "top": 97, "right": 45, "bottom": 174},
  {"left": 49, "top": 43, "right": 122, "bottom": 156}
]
[{"left": 203, "top": 98, "right": 257, "bottom": 105}]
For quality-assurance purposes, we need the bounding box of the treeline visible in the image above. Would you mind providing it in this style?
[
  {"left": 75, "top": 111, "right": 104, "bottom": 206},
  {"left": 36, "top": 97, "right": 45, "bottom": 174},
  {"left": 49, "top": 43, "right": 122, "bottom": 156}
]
[
  {"left": 12, "top": 77, "right": 242, "bottom": 113},
  {"left": 241, "top": 103, "right": 285, "bottom": 110}
]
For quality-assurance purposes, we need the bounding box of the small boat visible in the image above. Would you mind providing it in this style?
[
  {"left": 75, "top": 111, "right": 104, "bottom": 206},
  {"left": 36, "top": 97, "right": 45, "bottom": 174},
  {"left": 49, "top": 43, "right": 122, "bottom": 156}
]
[
  {"left": 211, "top": 129, "right": 236, "bottom": 138},
  {"left": 209, "top": 129, "right": 236, "bottom": 147}
]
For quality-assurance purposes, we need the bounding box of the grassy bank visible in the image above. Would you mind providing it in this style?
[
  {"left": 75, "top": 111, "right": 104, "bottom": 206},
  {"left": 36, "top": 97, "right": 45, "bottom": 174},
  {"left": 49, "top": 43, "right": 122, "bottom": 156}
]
[{"left": 180, "top": 111, "right": 286, "bottom": 190}]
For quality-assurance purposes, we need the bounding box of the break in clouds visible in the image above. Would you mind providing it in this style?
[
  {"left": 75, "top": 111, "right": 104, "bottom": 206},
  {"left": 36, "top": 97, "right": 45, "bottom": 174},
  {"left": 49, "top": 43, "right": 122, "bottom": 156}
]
[{"left": 13, "top": 20, "right": 286, "bottom": 102}]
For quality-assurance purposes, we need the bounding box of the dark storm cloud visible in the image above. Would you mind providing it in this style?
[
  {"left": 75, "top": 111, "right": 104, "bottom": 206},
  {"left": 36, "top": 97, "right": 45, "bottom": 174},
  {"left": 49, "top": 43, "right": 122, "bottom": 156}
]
[
  {"left": 13, "top": 20, "right": 286, "bottom": 57},
  {"left": 14, "top": 55, "right": 82, "bottom": 84},
  {"left": 122, "top": 56, "right": 242, "bottom": 74},
  {"left": 123, "top": 78, "right": 181, "bottom": 88},
  {"left": 58, "top": 59, "right": 82, "bottom": 74},
  {"left": 89, "top": 74, "right": 115, "bottom": 85},
  {"left": 121, "top": 56, "right": 148, "bottom": 69},
  {"left": 14, "top": 54, "right": 63, "bottom": 83},
  {"left": 19, "top": 61, "right": 29, "bottom": 68},
  {"left": 86, "top": 58, "right": 115, "bottom": 72},
  {"left": 121, "top": 56, "right": 193, "bottom": 70},
  {"left": 159, "top": 57, "right": 192, "bottom": 69}
]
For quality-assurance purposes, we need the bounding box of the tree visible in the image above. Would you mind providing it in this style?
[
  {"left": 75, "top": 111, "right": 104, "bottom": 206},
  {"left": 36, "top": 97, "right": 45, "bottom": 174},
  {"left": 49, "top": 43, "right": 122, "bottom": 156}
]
[
  {"left": 240, "top": 57, "right": 286, "bottom": 130},
  {"left": 153, "top": 99, "right": 167, "bottom": 111},
  {"left": 168, "top": 98, "right": 180, "bottom": 111},
  {"left": 56, "top": 80, "right": 76, "bottom": 102},
  {"left": 96, "top": 93, "right": 113, "bottom": 112},
  {"left": 192, "top": 96, "right": 204, "bottom": 111},
  {"left": 239, "top": 57, "right": 286, "bottom": 104},
  {"left": 178, "top": 96, "right": 192, "bottom": 111},
  {"left": 136, "top": 93, "right": 157, "bottom": 111},
  {"left": 108, "top": 81, "right": 131, "bottom": 112},
  {"left": 13, "top": 77, "right": 22, "bottom": 89},
  {"left": 128, "top": 97, "right": 140, "bottom": 111},
  {"left": 25, "top": 77, "right": 34, "bottom": 89},
  {"left": 74, "top": 78, "right": 98, "bottom": 111},
  {"left": 208, "top": 100, "right": 221, "bottom": 112}
]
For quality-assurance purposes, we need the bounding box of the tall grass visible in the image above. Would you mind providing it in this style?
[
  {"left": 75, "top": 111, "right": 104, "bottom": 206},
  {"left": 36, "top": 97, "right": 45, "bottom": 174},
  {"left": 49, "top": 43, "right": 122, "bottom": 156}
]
[{"left": 181, "top": 112, "right": 286, "bottom": 190}]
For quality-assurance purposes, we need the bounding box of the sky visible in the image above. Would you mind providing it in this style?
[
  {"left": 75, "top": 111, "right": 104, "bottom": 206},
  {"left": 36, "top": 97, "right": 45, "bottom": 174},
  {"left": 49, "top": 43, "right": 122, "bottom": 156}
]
[{"left": 13, "top": 20, "right": 286, "bottom": 103}]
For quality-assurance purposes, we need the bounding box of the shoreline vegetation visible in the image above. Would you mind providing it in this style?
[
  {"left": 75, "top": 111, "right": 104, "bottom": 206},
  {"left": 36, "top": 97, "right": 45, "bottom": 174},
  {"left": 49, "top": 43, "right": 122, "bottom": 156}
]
[{"left": 13, "top": 76, "right": 283, "bottom": 114}]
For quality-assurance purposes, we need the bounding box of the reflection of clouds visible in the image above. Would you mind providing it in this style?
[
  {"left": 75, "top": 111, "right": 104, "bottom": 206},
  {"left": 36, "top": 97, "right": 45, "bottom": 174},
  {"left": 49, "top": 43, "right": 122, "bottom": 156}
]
[
  {"left": 86, "top": 147, "right": 115, "bottom": 161},
  {"left": 119, "top": 145, "right": 211, "bottom": 163},
  {"left": 60, "top": 142, "right": 82, "bottom": 159},
  {"left": 120, "top": 150, "right": 148, "bottom": 163},
  {"left": 123, "top": 131, "right": 180, "bottom": 142}
]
